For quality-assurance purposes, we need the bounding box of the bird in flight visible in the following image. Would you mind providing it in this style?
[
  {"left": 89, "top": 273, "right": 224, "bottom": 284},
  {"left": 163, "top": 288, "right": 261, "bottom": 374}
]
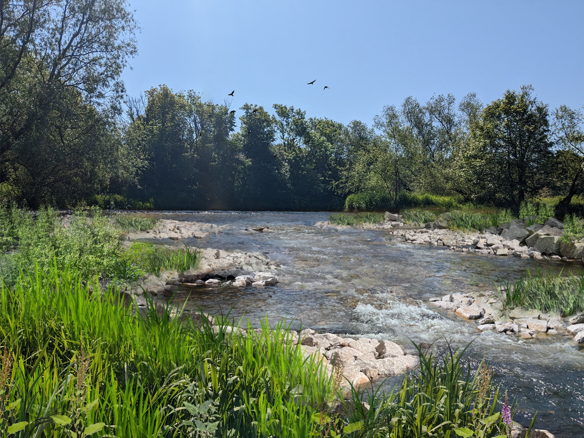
[
  {"left": 323, "top": 86, "right": 329, "bottom": 90},
  {"left": 229, "top": 110, "right": 236, "bottom": 115},
  {"left": 252, "top": 109, "right": 258, "bottom": 113},
  {"left": 307, "top": 80, "right": 316, "bottom": 85},
  {"left": 228, "top": 90, "right": 234, "bottom": 96}
]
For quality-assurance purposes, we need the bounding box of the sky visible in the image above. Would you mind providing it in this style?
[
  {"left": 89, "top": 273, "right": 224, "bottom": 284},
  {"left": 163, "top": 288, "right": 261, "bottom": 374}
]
[{"left": 121, "top": 0, "right": 584, "bottom": 127}]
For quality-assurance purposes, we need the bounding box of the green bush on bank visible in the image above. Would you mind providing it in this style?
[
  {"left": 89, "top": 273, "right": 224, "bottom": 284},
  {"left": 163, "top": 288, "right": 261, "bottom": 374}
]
[
  {"left": 88, "top": 194, "right": 155, "bottom": 210},
  {"left": 344, "top": 191, "right": 464, "bottom": 211},
  {"left": 330, "top": 212, "right": 385, "bottom": 226},
  {"left": 0, "top": 206, "right": 195, "bottom": 284}
]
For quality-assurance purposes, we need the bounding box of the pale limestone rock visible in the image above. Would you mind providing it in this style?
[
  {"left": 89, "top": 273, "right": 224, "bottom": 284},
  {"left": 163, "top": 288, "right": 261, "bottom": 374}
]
[
  {"left": 348, "top": 338, "right": 379, "bottom": 356},
  {"left": 455, "top": 305, "right": 485, "bottom": 320},
  {"left": 575, "top": 331, "right": 584, "bottom": 344},
  {"left": 376, "top": 340, "right": 405, "bottom": 357},
  {"left": 205, "top": 278, "right": 220, "bottom": 285},
  {"left": 526, "top": 319, "right": 548, "bottom": 332},
  {"left": 567, "top": 323, "right": 584, "bottom": 334},
  {"left": 495, "top": 248, "right": 509, "bottom": 256},
  {"left": 478, "top": 324, "right": 496, "bottom": 331},
  {"left": 325, "top": 347, "right": 364, "bottom": 365},
  {"left": 568, "top": 314, "right": 584, "bottom": 324},
  {"left": 533, "top": 236, "right": 561, "bottom": 255}
]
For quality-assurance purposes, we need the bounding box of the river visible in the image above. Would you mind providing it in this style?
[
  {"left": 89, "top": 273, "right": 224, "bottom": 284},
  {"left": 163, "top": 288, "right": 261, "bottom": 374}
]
[{"left": 141, "top": 211, "right": 584, "bottom": 437}]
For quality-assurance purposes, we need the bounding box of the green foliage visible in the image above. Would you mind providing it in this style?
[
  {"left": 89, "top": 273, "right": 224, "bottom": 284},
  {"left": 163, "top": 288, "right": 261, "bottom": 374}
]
[
  {"left": 0, "top": 266, "right": 336, "bottom": 436},
  {"left": 13, "top": 207, "right": 124, "bottom": 280},
  {"left": 401, "top": 209, "right": 436, "bottom": 224},
  {"left": 345, "top": 191, "right": 463, "bottom": 211},
  {"left": 537, "top": 202, "right": 555, "bottom": 224},
  {"left": 497, "top": 269, "right": 584, "bottom": 316},
  {"left": 445, "top": 211, "right": 495, "bottom": 231},
  {"left": 118, "top": 242, "right": 199, "bottom": 277},
  {"left": 329, "top": 212, "right": 385, "bottom": 226},
  {"left": 561, "top": 214, "right": 584, "bottom": 243},
  {"left": 114, "top": 214, "right": 159, "bottom": 232},
  {"left": 89, "top": 194, "right": 154, "bottom": 210},
  {"left": 357, "top": 344, "right": 517, "bottom": 438}
]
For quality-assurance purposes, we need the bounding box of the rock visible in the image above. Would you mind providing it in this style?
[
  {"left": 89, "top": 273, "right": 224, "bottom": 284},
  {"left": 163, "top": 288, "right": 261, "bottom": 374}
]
[
  {"left": 568, "top": 314, "right": 584, "bottom": 324},
  {"left": 495, "top": 248, "right": 509, "bottom": 256},
  {"left": 509, "top": 308, "right": 540, "bottom": 320},
  {"left": 477, "top": 324, "right": 496, "bottom": 331},
  {"left": 455, "top": 305, "right": 485, "bottom": 320},
  {"left": 325, "top": 347, "right": 364, "bottom": 365},
  {"left": 375, "top": 355, "right": 418, "bottom": 377},
  {"left": 348, "top": 338, "right": 379, "bottom": 356},
  {"left": 435, "top": 218, "right": 449, "bottom": 229},
  {"left": 384, "top": 212, "right": 400, "bottom": 221},
  {"left": 376, "top": 340, "right": 405, "bottom": 357},
  {"left": 478, "top": 316, "right": 495, "bottom": 325},
  {"left": 525, "top": 223, "right": 543, "bottom": 236},
  {"left": 339, "top": 365, "right": 370, "bottom": 389},
  {"left": 575, "top": 331, "right": 584, "bottom": 344},
  {"left": 560, "top": 241, "right": 584, "bottom": 259},
  {"left": 252, "top": 280, "right": 266, "bottom": 286},
  {"left": 254, "top": 272, "right": 278, "bottom": 285},
  {"left": 526, "top": 319, "right": 548, "bottom": 332},
  {"left": 205, "top": 278, "right": 220, "bottom": 285},
  {"left": 567, "top": 323, "right": 584, "bottom": 334},
  {"left": 544, "top": 217, "right": 563, "bottom": 229},
  {"left": 500, "top": 227, "right": 530, "bottom": 243},
  {"left": 496, "top": 322, "right": 519, "bottom": 334},
  {"left": 533, "top": 236, "right": 561, "bottom": 255}
]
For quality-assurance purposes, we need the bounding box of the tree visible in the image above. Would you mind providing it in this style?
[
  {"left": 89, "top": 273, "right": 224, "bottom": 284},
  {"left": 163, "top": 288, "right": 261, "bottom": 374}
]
[
  {"left": 0, "top": 0, "right": 137, "bottom": 204},
  {"left": 550, "top": 105, "right": 584, "bottom": 216},
  {"left": 467, "top": 86, "right": 554, "bottom": 211}
]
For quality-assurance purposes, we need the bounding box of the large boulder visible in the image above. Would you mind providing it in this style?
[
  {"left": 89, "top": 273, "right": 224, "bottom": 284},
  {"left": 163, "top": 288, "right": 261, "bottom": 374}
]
[
  {"left": 525, "top": 225, "right": 562, "bottom": 247},
  {"left": 525, "top": 223, "right": 543, "bottom": 236},
  {"left": 533, "top": 236, "right": 561, "bottom": 255},
  {"left": 560, "top": 241, "right": 584, "bottom": 259},
  {"left": 384, "top": 212, "right": 400, "bottom": 221},
  {"left": 544, "top": 217, "right": 563, "bottom": 229},
  {"left": 500, "top": 226, "right": 530, "bottom": 243}
]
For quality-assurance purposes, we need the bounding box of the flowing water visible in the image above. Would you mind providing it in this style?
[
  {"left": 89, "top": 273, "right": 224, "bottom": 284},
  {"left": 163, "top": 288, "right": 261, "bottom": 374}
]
[{"left": 142, "top": 211, "right": 583, "bottom": 437}]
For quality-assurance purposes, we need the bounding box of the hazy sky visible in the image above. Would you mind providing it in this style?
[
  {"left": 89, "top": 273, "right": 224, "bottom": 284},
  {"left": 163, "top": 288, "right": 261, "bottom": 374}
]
[{"left": 121, "top": 0, "right": 583, "bottom": 126}]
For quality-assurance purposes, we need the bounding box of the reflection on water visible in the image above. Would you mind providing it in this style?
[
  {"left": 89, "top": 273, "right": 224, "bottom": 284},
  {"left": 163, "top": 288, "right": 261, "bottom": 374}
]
[{"left": 142, "top": 211, "right": 583, "bottom": 437}]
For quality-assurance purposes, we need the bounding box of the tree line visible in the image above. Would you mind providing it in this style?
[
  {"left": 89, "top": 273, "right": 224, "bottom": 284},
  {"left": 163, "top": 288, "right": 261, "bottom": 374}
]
[{"left": 0, "top": 0, "right": 582, "bottom": 213}]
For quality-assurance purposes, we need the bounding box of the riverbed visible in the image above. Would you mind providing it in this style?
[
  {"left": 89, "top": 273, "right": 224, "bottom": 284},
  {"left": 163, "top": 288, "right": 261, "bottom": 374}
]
[{"left": 136, "top": 211, "right": 584, "bottom": 437}]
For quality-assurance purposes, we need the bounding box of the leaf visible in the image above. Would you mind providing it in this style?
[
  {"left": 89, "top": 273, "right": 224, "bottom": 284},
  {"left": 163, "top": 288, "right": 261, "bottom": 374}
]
[
  {"left": 51, "top": 414, "right": 73, "bottom": 426},
  {"left": 7, "top": 422, "right": 28, "bottom": 434},
  {"left": 330, "top": 432, "right": 338, "bottom": 438},
  {"left": 343, "top": 421, "right": 364, "bottom": 434},
  {"left": 83, "top": 422, "right": 106, "bottom": 435},
  {"left": 83, "top": 399, "right": 99, "bottom": 412},
  {"left": 482, "top": 412, "right": 500, "bottom": 426},
  {"left": 453, "top": 428, "right": 474, "bottom": 437},
  {"left": 184, "top": 401, "right": 198, "bottom": 416},
  {"left": 6, "top": 398, "right": 21, "bottom": 411}
]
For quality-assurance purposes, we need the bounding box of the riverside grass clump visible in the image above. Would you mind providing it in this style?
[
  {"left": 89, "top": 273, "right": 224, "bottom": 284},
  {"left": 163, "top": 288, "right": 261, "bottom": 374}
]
[
  {"left": 497, "top": 268, "right": 584, "bottom": 316},
  {"left": 0, "top": 265, "right": 531, "bottom": 438},
  {"left": 329, "top": 212, "right": 385, "bottom": 226},
  {"left": 114, "top": 214, "right": 158, "bottom": 232},
  {"left": 560, "top": 213, "right": 584, "bottom": 243},
  {"left": 344, "top": 191, "right": 463, "bottom": 211}
]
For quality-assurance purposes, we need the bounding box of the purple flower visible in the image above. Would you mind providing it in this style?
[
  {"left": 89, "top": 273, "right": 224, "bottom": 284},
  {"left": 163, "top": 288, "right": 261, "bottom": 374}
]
[{"left": 502, "top": 392, "right": 512, "bottom": 426}]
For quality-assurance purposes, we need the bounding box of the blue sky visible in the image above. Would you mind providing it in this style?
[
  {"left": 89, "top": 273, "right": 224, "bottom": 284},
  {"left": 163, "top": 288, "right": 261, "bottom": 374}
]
[{"left": 121, "top": 0, "right": 583, "bottom": 126}]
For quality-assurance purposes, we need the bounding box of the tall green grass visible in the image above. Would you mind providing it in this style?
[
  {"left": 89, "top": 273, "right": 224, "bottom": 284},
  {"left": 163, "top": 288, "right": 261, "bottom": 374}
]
[
  {"left": 0, "top": 265, "right": 338, "bottom": 437},
  {"left": 344, "top": 191, "right": 463, "bottom": 211},
  {"left": 114, "top": 214, "right": 158, "bottom": 232},
  {"left": 401, "top": 209, "right": 437, "bottom": 225},
  {"left": 497, "top": 268, "right": 584, "bottom": 316},
  {"left": 330, "top": 213, "right": 385, "bottom": 226},
  {"left": 117, "top": 242, "right": 199, "bottom": 278}
]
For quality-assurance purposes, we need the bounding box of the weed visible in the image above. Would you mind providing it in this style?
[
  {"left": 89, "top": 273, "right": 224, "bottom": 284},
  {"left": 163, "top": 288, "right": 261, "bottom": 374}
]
[{"left": 401, "top": 209, "right": 437, "bottom": 224}]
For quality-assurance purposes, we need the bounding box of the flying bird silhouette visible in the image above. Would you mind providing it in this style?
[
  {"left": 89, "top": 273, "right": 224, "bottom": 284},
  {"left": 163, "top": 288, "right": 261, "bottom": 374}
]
[
  {"left": 323, "top": 86, "right": 329, "bottom": 90},
  {"left": 228, "top": 90, "right": 234, "bottom": 96},
  {"left": 307, "top": 80, "right": 316, "bottom": 85},
  {"left": 252, "top": 109, "right": 258, "bottom": 113},
  {"left": 229, "top": 110, "right": 236, "bottom": 115}
]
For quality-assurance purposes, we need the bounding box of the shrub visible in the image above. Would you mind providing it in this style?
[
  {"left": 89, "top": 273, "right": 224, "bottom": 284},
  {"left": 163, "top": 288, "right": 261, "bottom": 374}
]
[
  {"left": 118, "top": 242, "right": 199, "bottom": 277},
  {"left": 345, "top": 191, "right": 394, "bottom": 211},
  {"left": 88, "top": 194, "right": 154, "bottom": 210}
]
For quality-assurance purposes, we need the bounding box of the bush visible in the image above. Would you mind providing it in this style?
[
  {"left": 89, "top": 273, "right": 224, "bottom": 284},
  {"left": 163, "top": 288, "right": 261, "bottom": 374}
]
[
  {"left": 88, "top": 194, "right": 154, "bottom": 210},
  {"left": 345, "top": 191, "right": 394, "bottom": 211},
  {"left": 118, "top": 242, "right": 199, "bottom": 278},
  {"left": 13, "top": 207, "right": 124, "bottom": 279}
]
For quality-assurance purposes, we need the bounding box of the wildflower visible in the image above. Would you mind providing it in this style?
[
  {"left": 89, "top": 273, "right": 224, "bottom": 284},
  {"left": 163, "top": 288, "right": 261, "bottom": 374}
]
[{"left": 502, "top": 391, "right": 512, "bottom": 426}]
